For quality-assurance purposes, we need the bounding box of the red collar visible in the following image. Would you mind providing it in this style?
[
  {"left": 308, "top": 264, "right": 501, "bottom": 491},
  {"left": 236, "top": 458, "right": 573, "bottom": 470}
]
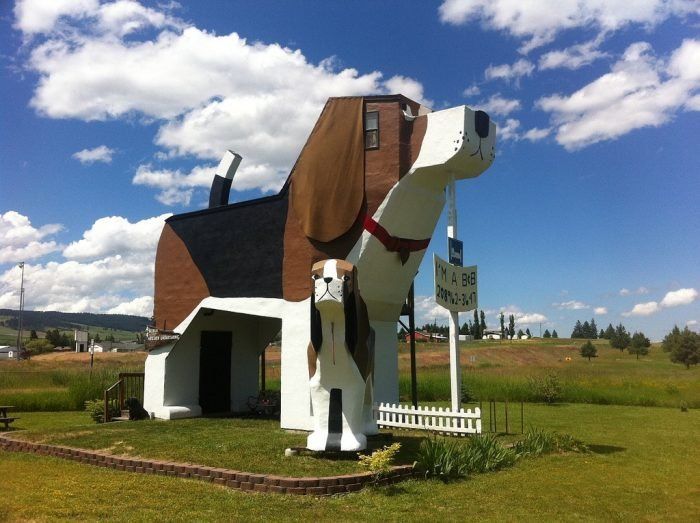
[{"left": 363, "top": 214, "right": 431, "bottom": 265}]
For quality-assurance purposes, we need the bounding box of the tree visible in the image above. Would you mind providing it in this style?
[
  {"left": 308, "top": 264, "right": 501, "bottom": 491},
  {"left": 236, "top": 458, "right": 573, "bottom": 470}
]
[
  {"left": 526, "top": 328, "right": 532, "bottom": 338},
  {"left": 105, "top": 333, "right": 116, "bottom": 342},
  {"left": 473, "top": 309, "right": 481, "bottom": 340},
  {"left": 629, "top": 332, "right": 651, "bottom": 359},
  {"left": 590, "top": 318, "right": 598, "bottom": 339},
  {"left": 604, "top": 323, "right": 615, "bottom": 339},
  {"left": 599, "top": 329, "right": 605, "bottom": 339},
  {"left": 580, "top": 340, "right": 597, "bottom": 361},
  {"left": 24, "top": 338, "right": 53, "bottom": 356},
  {"left": 508, "top": 314, "right": 515, "bottom": 338},
  {"left": 582, "top": 321, "right": 591, "bottom": 339},
  {"left": 398, "top": 327, "right": 407, "bottom": 341},
  {"left": 479, "top": 310, "right": 487, "bottom": 335},
  {"left": 543, "top": 329, "right": 551, "bottom": 338},
  {"left": 610, "top": 323, "right": 631, "bottom": 352},
  {"left": 29, "top": 329, "right": 38, "bottom": 340},
  {"left": 662, "top": 326, "right": 699, "bottom": 369},
  {"left": 499, "top": 312, "right": 505, "bottom": 339},
  {"left": 94, "top": 332, "right": 102, "bottom": 343},
  {"left": 517, "top": 328, "right": 524, "bottom": 338},
  {"left": 571, "top": 320, "right": 583, "bottom": 338},
  {"left": 552, "top": 329, "right": 558, "bottom": 338}
]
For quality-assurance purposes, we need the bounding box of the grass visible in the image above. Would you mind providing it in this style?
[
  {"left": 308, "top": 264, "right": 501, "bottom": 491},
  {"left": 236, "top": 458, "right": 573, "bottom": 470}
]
[
  {"left": 0, "top": 352, "right": 145, "bottom": 411},
  {"left": 2, "top": 403, "right": 698, "bottom": 521},
  {"left": 396, "top": 339, "right": 700, "bottom": 408}
]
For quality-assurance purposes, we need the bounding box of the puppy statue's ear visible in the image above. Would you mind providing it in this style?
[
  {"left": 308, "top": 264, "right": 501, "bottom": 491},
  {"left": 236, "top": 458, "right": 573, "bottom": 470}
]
[
  {"left": 344, "top": 268, "right": 358, "bottom": 355},
  {"left": 310, "top": 287, "right": 322, "bottom": 352}
]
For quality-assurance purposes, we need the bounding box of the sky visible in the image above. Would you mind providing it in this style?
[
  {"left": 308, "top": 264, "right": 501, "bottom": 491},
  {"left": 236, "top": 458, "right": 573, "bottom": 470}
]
[{"left": 1, "top": 0, "right": 699, "bottom": 340}]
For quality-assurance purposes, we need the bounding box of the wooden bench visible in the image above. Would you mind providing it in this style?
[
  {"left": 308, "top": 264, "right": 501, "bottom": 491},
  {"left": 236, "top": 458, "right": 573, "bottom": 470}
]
[{"left": 0, "top": 417, "right": 19, "bottom": 430}]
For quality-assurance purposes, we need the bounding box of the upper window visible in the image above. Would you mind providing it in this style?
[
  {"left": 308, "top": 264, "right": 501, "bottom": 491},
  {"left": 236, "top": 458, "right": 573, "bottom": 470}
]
[{"left": 364, "top": 111, "right": 379, "bottom": 149}]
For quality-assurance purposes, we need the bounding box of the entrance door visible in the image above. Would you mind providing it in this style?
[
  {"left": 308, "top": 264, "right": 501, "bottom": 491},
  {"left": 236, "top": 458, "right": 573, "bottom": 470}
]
[{"left": 199, "top": 331, "right": 232, "bottom": 414}]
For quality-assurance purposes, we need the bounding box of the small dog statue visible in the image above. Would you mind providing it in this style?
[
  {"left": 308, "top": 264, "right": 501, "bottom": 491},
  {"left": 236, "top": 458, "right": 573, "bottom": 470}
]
[{"left": 306, "top": 259, "right": 377, "bottom": 451}]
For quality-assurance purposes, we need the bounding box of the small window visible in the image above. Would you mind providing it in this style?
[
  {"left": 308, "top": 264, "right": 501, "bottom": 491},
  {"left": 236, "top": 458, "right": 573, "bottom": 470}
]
[{"left": 364, "top": 111, "right": 379, "bottom": 149}]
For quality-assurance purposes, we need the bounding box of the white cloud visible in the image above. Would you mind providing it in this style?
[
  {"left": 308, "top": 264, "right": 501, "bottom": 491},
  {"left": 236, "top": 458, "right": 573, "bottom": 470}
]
[
  {"left": 594, "top": 307, "right": 608, "bottom": 315},
  {"left": 476, "top": 94, "right": 521, "bottom": 116},
  {"left": 499, "top": 305, "right": 547, "bottom": 325},
  {"left": 620, "top": 286, "right": 650, "bottom": 296},
  {"left": 462, "top": 84, "right": 480, "bottom": 97},
  {"left": 19, "top": 6, "right": 430, "bottom": 199},
  {"left": 554, "top": 300, "right": 588, "bottom": 310},
  {"left": 62, "top": 214, "right": 171, "bottom": 261},
  {"left": 623, "top": 287, "right": 698, "bottom": 316},
  {"left": 522, "top": 127, "right": 551, "bottom": 142},
  {"left": 498, "top": 118, "right": 520, "bottom": 141},
  {"left": 438, "top": 0, "right": 699, "bottom": 53},
  {"left": 72, "top": 145, "right": 115, "bottom": 164},
  {"left": 660, "top": 288, "right": 698, "bottom": 307},
  {"left": 537, "top": 40, "right": 700, "bottom": 150},
  {"left": 14, "top": 0, "right": 181, "bottom": 37},
  {"left": 0, "top": 211, "right": 63, "bottom": 264},
  {"left": 484, "top": 59, "right": 534, "bottom": 83},
  {"left": 413, "top": 295, "right": 450, "bottom": 326},
  {"left": 384, "top": 75, "right": 434, "bottom": 108},
  {"left": 623, "top": 301, "right": 660, "bottom": 316},
  {"left": 0, "top": 212, "right": 168, "bottom": 314},
  {"left": 107, "top": 295, "right": 153, "bottom": 317},
  {"left": 539, "top": 40, "right": 609, "bottom": 71}
]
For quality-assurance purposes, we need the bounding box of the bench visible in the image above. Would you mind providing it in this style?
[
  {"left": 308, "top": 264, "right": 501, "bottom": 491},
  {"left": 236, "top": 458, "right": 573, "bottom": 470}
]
[{"left": 0, "top": 417, "right": 19, "bottom": 430}]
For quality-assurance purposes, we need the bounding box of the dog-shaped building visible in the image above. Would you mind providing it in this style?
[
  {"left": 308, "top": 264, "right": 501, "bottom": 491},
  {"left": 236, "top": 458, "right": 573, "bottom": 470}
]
[
  {"left": 143, "top": 94, "right": 496, "bottom": 431},
  {"left": 307, "top": 259, "right": 375, "bottom": 451}
]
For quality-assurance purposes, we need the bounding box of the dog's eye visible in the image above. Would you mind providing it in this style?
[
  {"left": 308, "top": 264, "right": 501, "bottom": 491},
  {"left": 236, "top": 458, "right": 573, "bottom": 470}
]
[
  {"left": 343, "top": 275, "right": 350, "bottom": 282},
  {"left": 311, "top": 274, "right": 319, "bottom": 280}
]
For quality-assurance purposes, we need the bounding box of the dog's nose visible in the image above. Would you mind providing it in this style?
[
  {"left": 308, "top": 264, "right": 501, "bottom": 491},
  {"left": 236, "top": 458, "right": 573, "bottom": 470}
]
[
  {"left": 323, "top": 277, "right": 333, "bottom": 283},
  {"left": 475, "top": 110, "right": 490, "bottom": 139}
]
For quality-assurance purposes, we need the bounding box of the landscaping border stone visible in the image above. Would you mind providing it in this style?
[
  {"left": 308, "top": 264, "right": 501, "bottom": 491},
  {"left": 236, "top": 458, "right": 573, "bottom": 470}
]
[{"left": 0, "top": 433, "right": 419, "bottom": 496}]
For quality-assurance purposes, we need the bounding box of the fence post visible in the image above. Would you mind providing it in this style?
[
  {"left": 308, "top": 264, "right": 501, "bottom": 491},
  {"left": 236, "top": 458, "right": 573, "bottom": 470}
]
[
  {"left": 521, "top": 401, "right": 524, "bottom": 434},
  {"left": 103, "top": 389, "right": 109, "bottom": 423},
  {"left": 505, "top": 399, "right": 509, "bottom": 435}
]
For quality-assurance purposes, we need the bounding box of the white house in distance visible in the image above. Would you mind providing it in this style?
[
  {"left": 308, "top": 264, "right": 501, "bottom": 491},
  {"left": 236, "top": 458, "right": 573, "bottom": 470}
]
[
  {"left": 74, "top": 330, "right": 88, "bottom": 352},
  {"left": 0, "top": 346, "right": 15, "bottom": 359},
  {"left": 482, "top": 329, "right": 502, "bottom": 340}
]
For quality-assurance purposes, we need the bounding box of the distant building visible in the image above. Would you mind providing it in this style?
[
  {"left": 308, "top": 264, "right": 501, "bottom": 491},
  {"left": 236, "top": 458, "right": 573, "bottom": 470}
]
[
  {"left": 482, "top": 330, "right": 502, "bottom": 340},
  {"left": 92, "top": 341, "right": 144, "bottom": 353},
  {"left": 403, "top": 331, "right": 447, "bottom": 343},
  {"left": 0, "top": 345, "right": 16, "bottom": 359},
  {"left": 75, "top": 330, "right": 88, "bottom": 352}
]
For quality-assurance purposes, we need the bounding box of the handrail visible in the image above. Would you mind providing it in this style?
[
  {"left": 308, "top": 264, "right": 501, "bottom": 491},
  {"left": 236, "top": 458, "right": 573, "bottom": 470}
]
[{"left": 103, "top": 372, "right": 145, "bottom": 422}]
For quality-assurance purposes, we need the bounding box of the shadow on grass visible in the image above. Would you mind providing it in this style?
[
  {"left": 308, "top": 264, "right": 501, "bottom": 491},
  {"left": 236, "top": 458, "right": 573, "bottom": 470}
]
[{"left": 588, "top": 444, "right": 626, "bottom": 455}]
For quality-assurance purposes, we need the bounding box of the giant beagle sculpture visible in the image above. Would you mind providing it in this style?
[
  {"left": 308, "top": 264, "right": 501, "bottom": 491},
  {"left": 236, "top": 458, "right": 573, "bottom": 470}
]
[{"left": 143, "top": 94, "right": 496, "bottom": 431}]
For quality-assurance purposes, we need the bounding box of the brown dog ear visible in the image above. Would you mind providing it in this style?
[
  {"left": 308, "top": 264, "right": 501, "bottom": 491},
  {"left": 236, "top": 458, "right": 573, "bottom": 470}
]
[{"left": 290, "top": 97, "right": 365, "bottom": 242}]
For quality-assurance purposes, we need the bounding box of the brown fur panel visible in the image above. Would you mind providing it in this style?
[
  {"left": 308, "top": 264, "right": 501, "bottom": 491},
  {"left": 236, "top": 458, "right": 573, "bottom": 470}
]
[
  {"left": 153, "top": 224, "right": 210, "bottom": 331},
  {"left": 290, "top": 97, "right": 365, "bottom": 243}
]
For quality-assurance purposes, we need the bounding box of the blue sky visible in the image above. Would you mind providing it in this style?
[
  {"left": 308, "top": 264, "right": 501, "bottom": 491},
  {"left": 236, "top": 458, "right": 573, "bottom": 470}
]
[{"left": 1, "top": 0, "right": 699, "bottom": 340}]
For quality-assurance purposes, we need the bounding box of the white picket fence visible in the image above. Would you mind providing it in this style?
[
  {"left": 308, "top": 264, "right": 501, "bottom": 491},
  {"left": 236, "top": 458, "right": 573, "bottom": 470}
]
[{"left": 373, "top": 403, "right": 482, "bottom": 436}]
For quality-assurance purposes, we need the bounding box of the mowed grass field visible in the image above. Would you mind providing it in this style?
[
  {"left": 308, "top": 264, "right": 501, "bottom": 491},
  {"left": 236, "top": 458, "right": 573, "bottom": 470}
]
[{"left": 3, "top": 404, "right": 699, "bottom": 521}]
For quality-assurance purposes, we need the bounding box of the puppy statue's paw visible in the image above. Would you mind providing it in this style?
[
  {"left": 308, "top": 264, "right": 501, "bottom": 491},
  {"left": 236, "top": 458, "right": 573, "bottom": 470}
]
[
  {"left": 340, "top": 431, "right": 367, "bottom": 451},
  {"left": 306, "top": 430, "right": 329, "bottom": 451}
]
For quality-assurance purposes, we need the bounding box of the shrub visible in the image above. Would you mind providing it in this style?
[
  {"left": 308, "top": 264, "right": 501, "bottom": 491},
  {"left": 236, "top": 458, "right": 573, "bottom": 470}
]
[
  {"left": 513, "top": 429, "right": 588, "bottom": 457},
  {"left": 528, "top": 373, "right": 563, "bottom": 404},
  {"left": 416, "top": 438, "right": 468, "bottom": 480},
  {"left": 461, "top": 433, "right": 517, "bottom": 473},
  {"left": 84, "top": 398, "right": 119, "bottom": 423},
  {"left": 357, "top": 443, "right": 401, "bottom": 476}
]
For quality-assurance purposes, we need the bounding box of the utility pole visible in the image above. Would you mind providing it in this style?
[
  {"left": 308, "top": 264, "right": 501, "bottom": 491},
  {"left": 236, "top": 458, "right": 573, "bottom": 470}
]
[
  {"left": 16, "top": 262, "right": 25, "bottom": 361},
  {"left": 447, "top": 174, "right": 461, "bottom": 411}
]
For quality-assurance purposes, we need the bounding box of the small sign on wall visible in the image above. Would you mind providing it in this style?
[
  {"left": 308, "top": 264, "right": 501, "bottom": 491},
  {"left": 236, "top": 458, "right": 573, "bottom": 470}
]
[{"left": 434, "top": 254, "right": 478, "bottom": 312}]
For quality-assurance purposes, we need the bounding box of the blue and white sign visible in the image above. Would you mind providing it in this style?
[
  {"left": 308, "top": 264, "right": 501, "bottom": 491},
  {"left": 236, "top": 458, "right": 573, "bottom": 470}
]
[{"left": 448, "top": 237, "right": 463, "bottom": 266}]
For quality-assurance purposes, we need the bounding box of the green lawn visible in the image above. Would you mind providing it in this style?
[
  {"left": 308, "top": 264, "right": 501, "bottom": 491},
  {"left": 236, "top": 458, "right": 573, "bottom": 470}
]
[{"left": 2, "top": 403, "right": 698, "bottom": 521}]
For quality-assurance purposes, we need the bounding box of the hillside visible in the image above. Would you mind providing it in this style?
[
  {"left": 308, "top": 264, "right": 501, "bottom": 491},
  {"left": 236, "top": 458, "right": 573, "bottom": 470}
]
[{"left": 0, "top": 309, "right": 150, "bottom": 332}]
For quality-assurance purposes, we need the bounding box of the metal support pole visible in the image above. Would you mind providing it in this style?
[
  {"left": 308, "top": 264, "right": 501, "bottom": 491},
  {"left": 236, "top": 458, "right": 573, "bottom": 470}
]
[
  {"left": 408, "top": 283, "right": 418, "bottom": 408},
  {"left": 261, "top": 346, "right": 266, "bottom": 391},
  {"left": 505, "top": 399, "right": 509, "bottom": 434},
  {"left": 447, "top": 174, "right": 461, "bottom": 412},
  {"left": 15, "top": 262, "right": 25, "bottom": 361}
]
